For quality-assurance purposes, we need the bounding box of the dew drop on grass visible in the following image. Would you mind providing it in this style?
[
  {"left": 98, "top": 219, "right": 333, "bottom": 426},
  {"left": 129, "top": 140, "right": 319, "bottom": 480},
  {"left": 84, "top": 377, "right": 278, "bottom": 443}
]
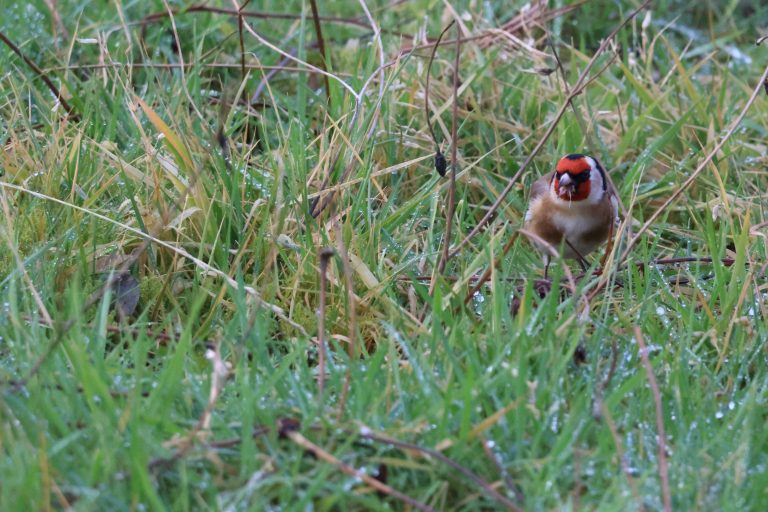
[
  {"left": 715, "top": 410, "right": 724, "bottom": 419},
  {"left": 472, "top": 291, "right": 485, "bottom": 316},
  {"left": 728, "top": 401, "right": 735, "bottom": 410}
]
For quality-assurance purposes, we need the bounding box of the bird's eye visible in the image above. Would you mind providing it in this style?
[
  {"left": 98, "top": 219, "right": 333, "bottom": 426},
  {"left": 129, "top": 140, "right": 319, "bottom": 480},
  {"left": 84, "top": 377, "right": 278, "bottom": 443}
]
[{"left": 570, "top": 171, "right": 590, "bottom": 183}]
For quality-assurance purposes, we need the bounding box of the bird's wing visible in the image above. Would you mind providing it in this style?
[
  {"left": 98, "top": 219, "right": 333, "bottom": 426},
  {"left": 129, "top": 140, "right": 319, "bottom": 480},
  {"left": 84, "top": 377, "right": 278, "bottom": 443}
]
[{"left": 530, "top": 171, "right": 554, "bottom": 201}]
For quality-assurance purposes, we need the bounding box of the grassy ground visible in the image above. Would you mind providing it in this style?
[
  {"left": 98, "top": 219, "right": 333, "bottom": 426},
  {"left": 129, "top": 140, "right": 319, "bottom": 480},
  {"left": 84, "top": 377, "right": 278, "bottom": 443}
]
[{"left": 1, "top": 0, "right": 767, "bottom": 510}]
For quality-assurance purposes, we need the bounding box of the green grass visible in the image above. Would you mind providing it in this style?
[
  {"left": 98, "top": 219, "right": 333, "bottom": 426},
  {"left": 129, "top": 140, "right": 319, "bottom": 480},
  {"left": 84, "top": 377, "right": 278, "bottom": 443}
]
[{"left": 1, "top": 0, "right": 768, "bottom": 510}]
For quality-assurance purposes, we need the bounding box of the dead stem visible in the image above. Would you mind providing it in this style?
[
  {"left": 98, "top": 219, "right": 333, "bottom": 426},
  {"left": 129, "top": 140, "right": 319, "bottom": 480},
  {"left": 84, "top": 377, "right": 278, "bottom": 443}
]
[
  {"left": 287, "top": 430, "right": 437, "bottom": 512},
  {"left": 358, "top": 429, "right": 523, "bottom": 511},
  {"left": 634, "top": 326, "right": 672, "bottom": 512},
  {"left": 601, "top": 404, "right": 645, "bottom": 511},
  {"left": 424, "top": 20, "right": 456, "bottom": 177},
  {"left": 430, "top": 21, "right": 462, "bottom": 297},
  {"left": 317, "top": 247, "right": 335, "bottom": 399},
  {"left": 308, "top": 0, "right": 332, "bottom": 105},
  {"left": 331, "top": 208, "right": 357, "bottom": 421},
  {"left": 437, "top": 22, "right": 462, "bottom": 277}
]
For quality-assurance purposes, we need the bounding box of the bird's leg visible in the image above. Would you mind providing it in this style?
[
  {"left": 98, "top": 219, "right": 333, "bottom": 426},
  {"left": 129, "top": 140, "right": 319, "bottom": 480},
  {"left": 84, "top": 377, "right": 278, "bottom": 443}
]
[
  {"left": 564, "top": 238, "right": 590, "bottom": 273},
  {"left": 544, "top": 255, "right": 551, "bottom": 280}
]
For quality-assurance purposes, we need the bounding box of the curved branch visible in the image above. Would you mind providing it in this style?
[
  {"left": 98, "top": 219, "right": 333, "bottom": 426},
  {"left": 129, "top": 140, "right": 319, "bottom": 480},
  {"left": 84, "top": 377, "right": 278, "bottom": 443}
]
[{"left": 0, "top": 30, "right": 77, "bottom": 118}]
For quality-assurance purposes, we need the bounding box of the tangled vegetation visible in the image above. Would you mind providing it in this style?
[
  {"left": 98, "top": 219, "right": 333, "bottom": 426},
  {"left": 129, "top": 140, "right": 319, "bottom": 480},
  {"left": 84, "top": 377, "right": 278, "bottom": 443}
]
[{"left": 1, "top": 0, "right": 767, "bottom": 509}]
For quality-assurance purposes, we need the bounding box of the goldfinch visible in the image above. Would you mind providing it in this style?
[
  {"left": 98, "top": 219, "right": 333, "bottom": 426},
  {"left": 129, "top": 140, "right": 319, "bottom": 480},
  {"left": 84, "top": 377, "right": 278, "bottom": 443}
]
[{"left": 524, "top": 154, "right": 618, "bottom": 276}]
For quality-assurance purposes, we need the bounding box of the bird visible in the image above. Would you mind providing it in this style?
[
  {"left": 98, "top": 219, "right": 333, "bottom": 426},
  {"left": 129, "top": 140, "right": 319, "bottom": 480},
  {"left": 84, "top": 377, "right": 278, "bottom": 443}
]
[{"left": 524, "top": 154, "right": 619, "bottom": 278}]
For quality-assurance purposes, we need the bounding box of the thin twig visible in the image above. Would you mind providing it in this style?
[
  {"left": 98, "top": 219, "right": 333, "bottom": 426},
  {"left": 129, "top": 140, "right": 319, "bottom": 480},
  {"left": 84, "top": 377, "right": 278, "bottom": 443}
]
[
  {"left": 410, "top": 256, "right": 741, "bottom": 291},
  {"left": 287, "top": 430, "right": 437, "bottom": 512},
  {"left": 634, "top": 326, "right": 672, "bottom": 512},
  {"left": 435, "top": 22, "right": 462, "bottom": 280},
  {"left": 322, "top": 131, "right": 366, "bottom": 417},
  {"left": 19, "top": 314, "right": 178, "bottom": 345},
  {"left": 359, "top": 429, "right": 522, "bottom": 511},
  {"left": 237, "top": 1, "right": 249, "bottom": 84},
  {"left": 237, "top": 11, "right": 359, "bottom": 99},
  {"left": 43, "top": 0, "right": 69, "bottom": 43},
  {"left": 331, "top": 217, "right": 357, "bottom": 421},
  {"left": 424, "top": 20, "right": 456, "bottom": 177},
  {"left": 200, "top": 343, "right": 230, "bottom": 430},
  {"left": 480, "top": 435, "right": 524, "bottom": 505},
  {"left": 317, "top": 248, "right": 335, "bottom": 399},
  {"left": 601, "top": 404, "right": 645, "bottom": 511},
  {"left": 250, "top": 53, "right": 294, "bottom": 105},
  {"left": 140, "top": 4, "right": 387, "bottom": 33},
  {"left": 44, "top": 62, "right": 345, "bottom": 75},
  {"left": 308, "top": 0, "right": 332, "bottom": 105},
  {"left": 636, "top": 256, "right": 734, "bottom": 270},
  {"left": 449, "top": 0, "right": 652, "bottom": 258},
  {"left": 548, "top": 37, "right": 571, "bottom": 95},
  {"left": 167, "top": 418, "right": 521, "bottom": 510},
  {"left": 148, "top": 314, "right": 270, "bottom": 469},
  {"left": 149, "top": 342, "right": 232, "bottom": 469},
  {"left": 0, "top": 30, "right": 77, "bottom": 118}
]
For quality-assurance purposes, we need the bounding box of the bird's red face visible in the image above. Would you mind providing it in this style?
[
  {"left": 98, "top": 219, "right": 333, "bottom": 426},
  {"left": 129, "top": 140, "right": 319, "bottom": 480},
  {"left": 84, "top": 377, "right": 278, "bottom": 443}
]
[{"left": 553, "top": 154, "right": 592, "bottom": 201}]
